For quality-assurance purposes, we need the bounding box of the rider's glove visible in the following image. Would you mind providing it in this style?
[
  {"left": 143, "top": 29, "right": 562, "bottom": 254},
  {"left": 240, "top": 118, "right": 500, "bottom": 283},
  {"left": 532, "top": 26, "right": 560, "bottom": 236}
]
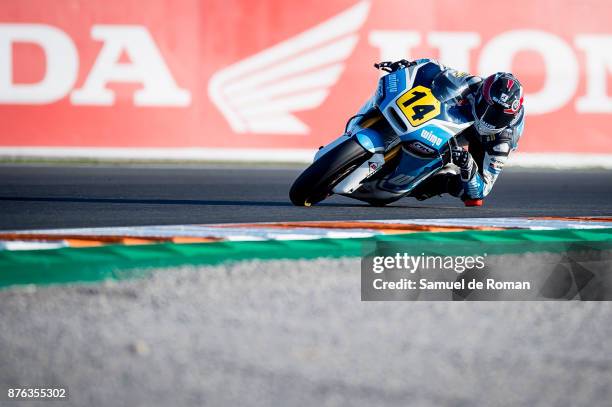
[{"left": 449, "top": 139, "right": 475, "bottom": 181}]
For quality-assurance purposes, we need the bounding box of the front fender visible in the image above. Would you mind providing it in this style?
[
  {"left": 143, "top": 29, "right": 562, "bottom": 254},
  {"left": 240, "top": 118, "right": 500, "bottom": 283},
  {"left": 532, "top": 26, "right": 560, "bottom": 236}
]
[
  {"left": 313, "top": 127, "right": 386, "bottom": 162},
  {"left": 354, "top": 128, "right": 386, "bottom": 154}
]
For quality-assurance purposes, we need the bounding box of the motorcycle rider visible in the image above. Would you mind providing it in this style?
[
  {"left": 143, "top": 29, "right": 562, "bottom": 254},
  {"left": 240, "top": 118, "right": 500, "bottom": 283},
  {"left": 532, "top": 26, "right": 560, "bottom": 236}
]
[{"left": 386, "top": 59, "right": 525, "bottom": 206}]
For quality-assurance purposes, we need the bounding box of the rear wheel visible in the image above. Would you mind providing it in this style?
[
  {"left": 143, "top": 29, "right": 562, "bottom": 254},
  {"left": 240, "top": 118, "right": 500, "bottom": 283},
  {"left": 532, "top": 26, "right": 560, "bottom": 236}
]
[{"left": 289, "top": 139, "right": 372, "bottom": 206}]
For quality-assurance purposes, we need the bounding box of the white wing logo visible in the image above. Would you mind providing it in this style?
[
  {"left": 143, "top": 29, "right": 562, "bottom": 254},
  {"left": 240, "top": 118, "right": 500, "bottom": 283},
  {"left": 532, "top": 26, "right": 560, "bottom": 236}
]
[{"left": 208, "top": 1, "right": 370, "bottom": 135}]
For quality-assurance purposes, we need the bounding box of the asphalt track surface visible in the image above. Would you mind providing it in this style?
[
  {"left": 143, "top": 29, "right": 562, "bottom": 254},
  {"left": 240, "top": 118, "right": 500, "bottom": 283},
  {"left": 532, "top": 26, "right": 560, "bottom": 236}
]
[
  {"left": 2, "top": 165, "right": 612, "bottom": 407},
  {"left": 1, "top": 164, "right": 611, "bottom": 230}
]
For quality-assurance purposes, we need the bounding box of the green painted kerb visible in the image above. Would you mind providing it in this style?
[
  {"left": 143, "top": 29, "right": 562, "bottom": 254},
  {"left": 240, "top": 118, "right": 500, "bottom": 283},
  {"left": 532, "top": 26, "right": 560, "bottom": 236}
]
[{"left": 1, "top": 228, "right": 611, "bottom": 289}]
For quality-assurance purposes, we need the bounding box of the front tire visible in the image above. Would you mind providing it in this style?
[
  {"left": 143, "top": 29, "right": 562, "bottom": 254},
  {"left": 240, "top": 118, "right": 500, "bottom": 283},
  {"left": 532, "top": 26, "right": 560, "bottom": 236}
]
[{"left": 289, "top": 139, "right": 372, "bottom": 206}]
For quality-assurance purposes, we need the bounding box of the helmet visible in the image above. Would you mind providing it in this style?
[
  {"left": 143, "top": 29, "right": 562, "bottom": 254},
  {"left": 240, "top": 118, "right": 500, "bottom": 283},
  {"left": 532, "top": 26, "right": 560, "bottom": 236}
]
[{"left": 472, "top": 72, "right": 523, "bottom": 135}]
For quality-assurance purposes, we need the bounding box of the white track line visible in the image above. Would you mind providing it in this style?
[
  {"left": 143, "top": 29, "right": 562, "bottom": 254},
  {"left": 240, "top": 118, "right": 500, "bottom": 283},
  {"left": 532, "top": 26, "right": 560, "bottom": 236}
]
[{"left": 1, "top": 147, "right": 612, "bottom": 169}]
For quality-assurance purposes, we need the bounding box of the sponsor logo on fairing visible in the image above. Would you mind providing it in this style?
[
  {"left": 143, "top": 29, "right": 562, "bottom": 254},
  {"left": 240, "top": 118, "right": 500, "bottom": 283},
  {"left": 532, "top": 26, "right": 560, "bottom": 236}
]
[
  {"left": 420, "top": 129, "right": 442, "bottom": 146},
  {"left": 404, "top": 141, "right": 436, "bottom": 156},
  {"left": 386, "top": 74, "right": 398, "bottom": 93}
]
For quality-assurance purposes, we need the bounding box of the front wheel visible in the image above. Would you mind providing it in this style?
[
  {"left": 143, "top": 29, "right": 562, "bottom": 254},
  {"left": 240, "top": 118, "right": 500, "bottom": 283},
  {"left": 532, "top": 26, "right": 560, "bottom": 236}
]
[{"left": 289, "top": 138, "right": 372, "bottom": 206}]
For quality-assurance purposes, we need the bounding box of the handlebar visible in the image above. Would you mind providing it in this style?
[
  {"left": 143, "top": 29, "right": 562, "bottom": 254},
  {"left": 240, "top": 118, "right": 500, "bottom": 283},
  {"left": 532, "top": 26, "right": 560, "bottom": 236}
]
[{"left": 374, "top": 59, "right": 415, "bottom": 72}]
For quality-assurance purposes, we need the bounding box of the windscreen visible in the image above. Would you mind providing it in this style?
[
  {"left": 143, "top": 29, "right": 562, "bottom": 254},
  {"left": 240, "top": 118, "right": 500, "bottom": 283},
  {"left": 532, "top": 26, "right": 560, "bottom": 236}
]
[{"left": 430, "top": 70, "right": 471, "bottom": 106}]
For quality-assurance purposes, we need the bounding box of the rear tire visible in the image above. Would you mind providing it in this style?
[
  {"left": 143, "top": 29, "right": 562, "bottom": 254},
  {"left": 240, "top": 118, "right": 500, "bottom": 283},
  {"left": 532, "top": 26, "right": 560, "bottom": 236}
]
[{"left": 289, "top": 139, "right": 372, "bottom": 206}]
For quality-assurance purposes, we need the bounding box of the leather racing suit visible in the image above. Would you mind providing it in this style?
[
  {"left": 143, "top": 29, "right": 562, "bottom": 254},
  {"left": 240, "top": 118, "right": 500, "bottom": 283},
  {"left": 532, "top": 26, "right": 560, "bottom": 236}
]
[{"left": 409, "top": 58, "right": 525, "bottom": 202}]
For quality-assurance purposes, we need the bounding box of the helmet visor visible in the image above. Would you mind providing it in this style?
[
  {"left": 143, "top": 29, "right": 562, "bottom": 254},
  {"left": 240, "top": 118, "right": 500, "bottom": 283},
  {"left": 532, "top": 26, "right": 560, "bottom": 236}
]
[{"left": 475, "top": 96, "right": 514, "bottom": 130}]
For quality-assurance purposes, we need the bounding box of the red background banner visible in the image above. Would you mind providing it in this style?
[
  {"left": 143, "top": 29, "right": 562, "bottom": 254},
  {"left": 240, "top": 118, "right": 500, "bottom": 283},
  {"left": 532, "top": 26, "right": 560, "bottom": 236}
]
[{"left": 1, "top": 0, "right": 611, "bottom": 154}]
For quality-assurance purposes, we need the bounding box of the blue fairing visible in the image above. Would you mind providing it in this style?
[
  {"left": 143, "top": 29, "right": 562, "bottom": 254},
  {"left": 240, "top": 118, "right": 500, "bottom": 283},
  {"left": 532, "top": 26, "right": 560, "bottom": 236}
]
[
  {"left": 357, "top": 60, "right": 474, "bottom": 197},
  {"left": 325, "top": 59, "right": 477, "bottom": 201},
  {"left": 379, "top": 124, "right": 453, "bottom": 194}
]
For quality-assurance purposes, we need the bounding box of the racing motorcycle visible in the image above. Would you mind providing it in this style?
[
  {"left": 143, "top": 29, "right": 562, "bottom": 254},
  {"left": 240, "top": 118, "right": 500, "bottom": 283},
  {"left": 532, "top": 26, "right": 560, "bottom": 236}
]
[{"left": 289, "top": 59, "right": 475, "bottom": 207}]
